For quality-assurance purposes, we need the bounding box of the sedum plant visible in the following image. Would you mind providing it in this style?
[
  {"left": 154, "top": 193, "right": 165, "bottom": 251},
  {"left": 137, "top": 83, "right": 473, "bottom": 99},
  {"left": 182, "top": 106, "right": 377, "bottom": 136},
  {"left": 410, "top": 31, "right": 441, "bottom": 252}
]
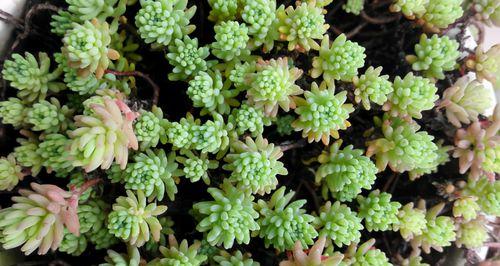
[
  {"left": 69, "top": 96, "right": 138, "bottom": 172},
  {"left": 247, "top": 57, "right": 303, "bottom": 117},
  {"left": 341, "top": 239, "right": 391, "bottom": 266},
  {"left": 223, "top": 135, "right": 287, "bottom": 195},
  {"left": 353, "top": 66, "right": 393, "bottom": 110},
  {"left": 473, "top": 0, "right": 500, "bottom": 26},
  {"left": 176, "top": 150, "right": 218, "bottom": 185},
  {"left": 406, "top": 34, "right": 460, "bottom": 80},
  {"left": 314, "top": 201, "right": 363, "bottom": 247},
  {"left": 13, "top": 132, "right": 43, "bottom": 176},
  {"left": 101, "top": 245, "right": 141, "bottom": 266},
  {"left": 66, "top": 0, "right": 127, "bottom": 22},
  {"left": 393, "top": 203, "right": 427, "bottom": 241},
  {"left": 463, "top": 177, "right": 500, "bottom": 216},
  {"left": 390, "top": 0, "right": 428, "bottom": 18},
  {"left": 213, "top": 250, "right": 260, "bottom": 266},
  {"left": 119, "top": 149, "right": 181, "bottom": 201},
  {"left": 59, "top": 230, "right": 87, "bottom": 256},
  {"left": 384, "top": 73, "right": 438, "bottom": 119},
  {"left": 0, "top": 183, "right": 80, "bottom": 255},
  {"left": 255, "top": 187, "right": 318, "bottom": 251},
  {"left": 357, "top": 190, "right": 401, "bottom": 232},
  {"left": 467, "top": 44, "right": 500, "bottom": 90},
  {"left": 62, "top": 19, "right": 120, "bottom": 79},
  {"left": 367, "top": 115, "right": 439, "bottom": 173},
  {"left": 135, "top": 0, "right": 196, "bottom": 47},
  {"left": 292, "top": 82, "right": 354, "bottom": 145},
  {"left": 187, "top": 70, "right": 239, "bottom": 115},
  {"left": 452, "top": 196, "right": 479, "bottom": 222},
  {"left": 455, "top": 218, "right": 489, "bottom": 249},
  {"left": 228, "top": 103, "right": 272, "bottom": 137},
  {"left": 207, "top": 0, "right": 238, "bottom": 22},
  {"left": 193, "top": 181, "right": 260, "bottom": 249},
  {"left": 240, "top": 0, "right": 279, "bottom": 51},
  {"left": 2, "top": 52, "right": 64, "bottom": 102},
  {"left": 311, "top": 34, "right": 366, "bottom": 85},
  {"left": 420, "top": 0, "right": 464, "bottom": 30},
  {"left": 37, "top": 133, "right": 74, "bottom": 174},
  {"left": 411, "top": 202, "right": 456, "bottom": 253},
  {"left": 148, "top": 235, "right": 207, "bottom": 266},
  {"left": 277, "top": 1, "right": 329, "bottom": 51},
  {"left": 279, "top": 236, "right": 344, "bottom": 266},
  {"left": 0, "top": 97, "right": 27, "bottom": 127},
  {"left": 343, "top": 0, "right": 365, "bottom": 15},
  {"left": 0, "top": 154, "right": 24, "bottom": 191},
  {"left": 211, "top": 21, "right": 250, "bottom": 62},
  {"left": 276, "top": 115, "right": 296, "bottom": 136},
  {"left": 25, "top": 98, "right": 72, "bottom": 133},
  {"left": 316, "top": 140, "right": 378, "bottom": 201},
  {"left": 438, "top": 76, "right": 494, "bottom": 127},
  {"left": 166, "top": 36, "right": 215, "bottom": 81},
  {"left": 107, "top": 190, "right": 167, "bottom": 247},
  {"left": 134, "top": 106, "right": 165, "bottom": 150}
]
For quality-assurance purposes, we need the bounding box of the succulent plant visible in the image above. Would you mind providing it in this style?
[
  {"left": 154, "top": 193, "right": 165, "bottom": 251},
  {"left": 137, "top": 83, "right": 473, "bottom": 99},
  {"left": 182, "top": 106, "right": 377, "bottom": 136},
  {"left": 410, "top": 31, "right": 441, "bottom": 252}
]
[
  {"left": 367, "top": 115, "right": 439, "bottom": 173},
  {"left": 135, "top": 0, "right": 196, "bottom": 47},
  {"left": 227, "top": 61, "right": 256, "bottom": 91},
  {"left": 78, "top": 198, "right": 108, "bottom": 235},
  {"left": 343, "top": 0, "right": 365, "bottom": 15},
  {"left": 62, "top": 19, "right": 119, "bottom": 79},
  {"left": 2, "top": 52, "right": 64, "bottom": 102},
  {"left": 13, "top": 133, "right": 43, "bottom": 176},
  {"left": 101, "top": 245, "right": 141, "bottom": 266},
  {"left": 0, "top": 97, "right": 27, "bottom": 127},
  {"left": 144, "top": 216, "right": 175, "bottom": 253},
  {"left": 192, "top": 113, "right": 232, "bottom": 155},
  {"left": 228, "top": 103, "right": 272, "bottom": 137},
  {"left": 241, "top": 0, "right": 279, "bottom": 51},
  {"left": 108, "top": 190, "right": 167, "bottom": 247},
  {"left": 122, "top": 149, "right": 181, "bottom": 201},
  {"left": 255, "top": 187, "right": 318, "bottom": 251},
  {"left": 277, "top": 1, "right": 329, "bottom": 51},
  {"left": 69, "top": 97, "right": 138, "bottom": 172},
  {"left": 163, "top": 114, "right": 198, "bottom": 150},
  {"left": 293, "top": 82, "right": 354, "bottom": 145},
  {"left": 276, "top": 115, "right": 296, "bottom": 136},
  {"left": 390, "top": 0, "right": 428, "bottom": 18},
  {"left": 25, "top": 98, "right": 72, "bottom": 133},
  {"left": 55, "top": 53, "right": 100, "bottom": 95},
  {"left": 176, "top": 150, "right": 218, "bottom": 185},
  {"left": 0, "top": 183, "right": 80, "bottom": 255},
  {"left": 393, "top": 203, "right": 427, "bottom": 241},
  {"left": 187, "top": 70, "right": 239, "bottom": 115},
  {"left": 211, "top": 21, "right": 251, "bottom": 61},
  {"left": 314, "top": 201, "right": 363, "bottom": 247},
  {"left": 411, "top": 202, "right": 456, "bottom": 253},
  {"left": 384, "top": 73, "right": 438, "bottom": 119},
  {"left": 341, "top": 239, "right": 391, "bottom": 266},
  {"left": 67, "top": 172, "right": 98, "bottom": 202},
  {"left": 473, "top": 0, "right": 500, "bottom": 26},
  {"left": 279, "top": 236, "right": 344, "bottom": 266},
  {"left": 467, "top": 44, "right": 500, "bottom": 90},
  {"left": 66, "top": 0, "right": 127, "bottom": 22},
  {"left": 148, "top": 235, "right": 207, "bottom": 266},
  {"left": 311, "top": 34, "right": 366, "bottom": 85},
  {"left": 408, "top": 140, "right": 451, "bottom": 181},
  {"left": 223, "top": 135, "right": 287, "bottom": 195},
  {"left": 0, "top": 154, "right": 24, "bottom": 191},
  {"left": 59, "top": 230, "right": 87, "bottom": 256},
  {"left": 213, "top": 250, "right": 260, "bottom": 266},
  {"left": 316, "top": 140, "right": 378, "bottom": 201},
  {"left": 463, "top": 177, "right": 500, "bottom": 216},
  {"left": 421, "top": 0, "right": 464, "bottom": 30},
  {"left": 166, "top": 36, "right": 215, "bottom": 81},
  {"left": 89, "top": 226, "right": 120, "bottom": 250},
  {"left": 207, "top": 0, "right": 238, "bottom": 22},
  {"left": 357, "top": 190, "right": 401, "bottom": 232},
  {"left": 453, "top": 121, "right": 499, "bottom": 180},
  {"left": 50, "top": 10, "right": 75, "bottom": 36},
  {"left": 134, "top": 106, "right": 165, "bottom": 150},
  {"left": 456, "top": 218, "right": 489, "bottom": 249},
  {"left": 37, "top": 133, "right": 74, "bottom": 174},
  {"left": 406, "top": 34, "right": 460, "bottom": 79},
  {"left": 193, "top": 181, "right": 260, "bottom": 248},
  {"left": 453, "top": 196, "right": 479, "bottom": 222},
  {"left": 353, "top": 66, "right": 393, "bottom": 110},
  {"left": 438, "top": 76, "right": 494, "bottom": 127},
  {"left": 398, "top": 255, "right": 430, "bottom": 266},
  {"left": 247, "top": 57, "right": 303, "bottom": 117}
]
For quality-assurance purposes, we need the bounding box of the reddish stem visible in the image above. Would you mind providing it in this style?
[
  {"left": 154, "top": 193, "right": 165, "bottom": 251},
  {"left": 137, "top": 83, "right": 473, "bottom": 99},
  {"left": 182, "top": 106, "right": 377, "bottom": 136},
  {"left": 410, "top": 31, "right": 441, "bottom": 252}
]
[
  {"left": 71, "top": 178, "right": 102, "bottom": 197},
  {"left": 104, "top": 69, "right": 160, "bottom": 105}
]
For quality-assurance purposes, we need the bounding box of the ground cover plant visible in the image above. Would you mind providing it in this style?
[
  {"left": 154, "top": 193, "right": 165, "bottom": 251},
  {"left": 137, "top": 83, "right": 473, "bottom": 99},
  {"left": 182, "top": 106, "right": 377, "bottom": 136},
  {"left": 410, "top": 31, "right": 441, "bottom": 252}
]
[{"left": 0, "top": 0, "right": 499, "bottom": 265}]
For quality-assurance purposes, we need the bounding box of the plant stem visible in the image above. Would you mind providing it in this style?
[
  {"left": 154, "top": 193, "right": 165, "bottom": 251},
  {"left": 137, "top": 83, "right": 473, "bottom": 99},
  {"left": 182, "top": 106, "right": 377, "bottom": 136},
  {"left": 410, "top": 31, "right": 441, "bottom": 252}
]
[
  {"left": 104, "top": 69, "right": 160, "bottom": 105},
  {"left": 361, "top": 11, "right": 400, "bottom": 24}
]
